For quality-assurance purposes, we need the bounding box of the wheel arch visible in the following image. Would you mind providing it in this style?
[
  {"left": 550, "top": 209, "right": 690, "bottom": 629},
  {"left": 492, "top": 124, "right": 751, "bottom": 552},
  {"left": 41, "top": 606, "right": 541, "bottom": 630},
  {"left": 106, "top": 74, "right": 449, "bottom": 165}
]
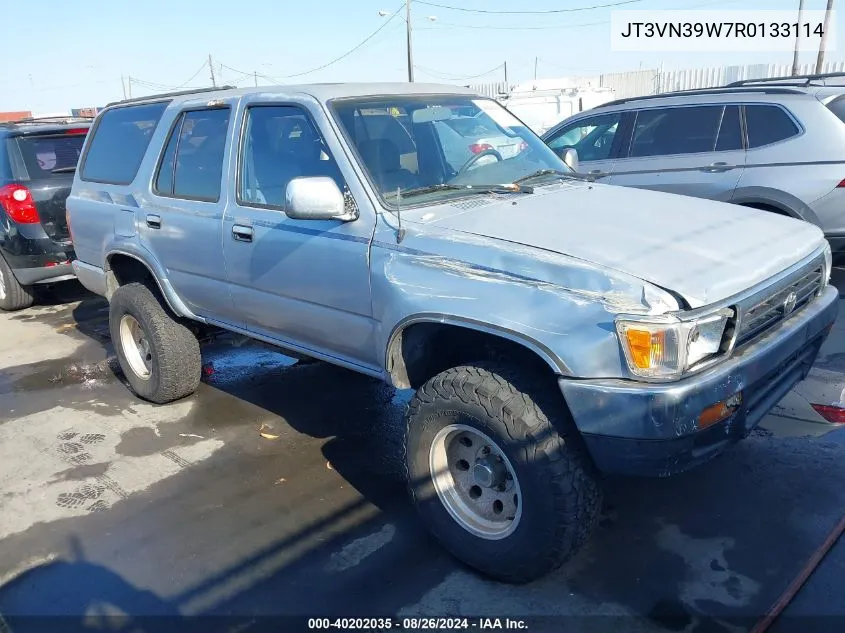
[
  {"left": 105, "top": 250, "right": 201, "bottom": 321},
  {"left": 385, "top": 314, "right": 569, "bottom": 390},
  {"left": 731, "top": 187, "right": 821, "bottom": 225}
]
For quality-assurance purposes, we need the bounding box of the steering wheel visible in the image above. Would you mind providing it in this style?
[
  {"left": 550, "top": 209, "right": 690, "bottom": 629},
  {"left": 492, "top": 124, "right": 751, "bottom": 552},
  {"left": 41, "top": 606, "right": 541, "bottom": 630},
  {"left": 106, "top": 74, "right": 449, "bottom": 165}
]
[{"left": 457, "top": 148, "right": 504, "bottom": 176}]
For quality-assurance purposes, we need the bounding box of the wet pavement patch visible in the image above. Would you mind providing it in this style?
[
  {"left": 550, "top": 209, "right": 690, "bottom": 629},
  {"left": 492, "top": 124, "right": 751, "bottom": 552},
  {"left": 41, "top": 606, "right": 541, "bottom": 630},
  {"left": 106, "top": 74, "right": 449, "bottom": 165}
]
[{"left": 0, "top": 356, "right": 120, "bottom": 395}]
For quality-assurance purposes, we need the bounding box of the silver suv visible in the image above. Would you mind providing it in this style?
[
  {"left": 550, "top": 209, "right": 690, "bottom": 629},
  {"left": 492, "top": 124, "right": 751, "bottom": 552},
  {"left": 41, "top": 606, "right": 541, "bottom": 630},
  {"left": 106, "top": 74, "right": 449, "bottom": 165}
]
[
  {"left": 542, "top": 72, "right": 845, "bottom": 259},
  {"left": 67, "top": 83, "right": 837, "bottom": 584}
]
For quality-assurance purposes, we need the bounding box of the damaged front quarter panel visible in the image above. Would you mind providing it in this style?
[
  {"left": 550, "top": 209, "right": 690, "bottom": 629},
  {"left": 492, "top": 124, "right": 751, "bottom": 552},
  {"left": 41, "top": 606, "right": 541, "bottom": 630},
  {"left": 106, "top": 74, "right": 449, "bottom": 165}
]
[{"left": 371, "top": 214, "right": 680, "bottom": 383}]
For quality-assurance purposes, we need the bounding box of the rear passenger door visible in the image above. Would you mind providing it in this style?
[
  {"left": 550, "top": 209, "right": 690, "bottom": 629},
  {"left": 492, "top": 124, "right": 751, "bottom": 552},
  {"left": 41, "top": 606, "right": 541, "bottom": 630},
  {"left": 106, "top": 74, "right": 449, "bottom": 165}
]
[
  {"left": 608, "top": 104, "right": 746, "bottom": 202},
  {"left": 543, "top": 111, "right": 627, "bottom": 180},
  {"left": 143, "top": 102, "right": 239, "bottom": 324},
  {"left": 221, "top": 101, "right": 378, "bottom": 369}
]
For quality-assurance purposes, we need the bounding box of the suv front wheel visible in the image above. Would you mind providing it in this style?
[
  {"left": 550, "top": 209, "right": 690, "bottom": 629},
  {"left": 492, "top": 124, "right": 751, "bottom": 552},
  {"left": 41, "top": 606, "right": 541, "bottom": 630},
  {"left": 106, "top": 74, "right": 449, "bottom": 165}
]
[
  {"left": 404, "top": 362, "right": 602, "bottom": 583},
  {"left": 109, "top": 282, "right": 201, "bottom": 404}
]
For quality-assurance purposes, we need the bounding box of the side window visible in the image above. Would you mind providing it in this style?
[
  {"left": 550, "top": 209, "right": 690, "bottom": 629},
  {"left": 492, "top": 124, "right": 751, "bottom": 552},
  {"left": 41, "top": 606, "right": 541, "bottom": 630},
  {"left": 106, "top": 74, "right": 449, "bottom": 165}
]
[
  {"left": 546, "top": 113, "right": 621, "bottom": 162},
  {"left": 155, "top": 108, "right": 230, "bottom": 201},
  {"left": 238, "top": 105, "right": 344, "bottom": 208},
  {"left": 630, "top": 106, "right": 722, "bottom": 157},
  {"left": 745, "top": 105, "right": 800, "bottom": 149},
  {"left": 715, "top": 105, "right": 742, "bottom": 151},
  {"left": 81, "top": 102, "right": 168, "bottom": 184}
]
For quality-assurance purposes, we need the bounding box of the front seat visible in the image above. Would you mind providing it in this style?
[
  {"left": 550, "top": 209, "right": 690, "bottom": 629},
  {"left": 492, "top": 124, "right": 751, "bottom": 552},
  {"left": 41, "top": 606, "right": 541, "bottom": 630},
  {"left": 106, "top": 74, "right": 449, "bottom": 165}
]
[{"left": 357, "top": 139, "right": 419, "bottom": 193}]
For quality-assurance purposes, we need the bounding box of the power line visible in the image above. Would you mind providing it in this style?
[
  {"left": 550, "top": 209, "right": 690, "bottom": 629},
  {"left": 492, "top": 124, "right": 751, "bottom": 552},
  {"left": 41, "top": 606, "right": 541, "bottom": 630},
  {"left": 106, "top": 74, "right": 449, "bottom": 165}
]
[
  {"left": 419, "top": 0, "right": 767, "bottom": 31},
  {"left": 415, "top": 0, "right": 644, "bottom": 14},
  {"left": 263, "top": 3, "right": 405, "bottom": 80},
  {"left": 173, "top": 60, "right": 209, "bottom": 89},
  {"left": 415, "top": 63, "right": 504, "bottom": 80}
]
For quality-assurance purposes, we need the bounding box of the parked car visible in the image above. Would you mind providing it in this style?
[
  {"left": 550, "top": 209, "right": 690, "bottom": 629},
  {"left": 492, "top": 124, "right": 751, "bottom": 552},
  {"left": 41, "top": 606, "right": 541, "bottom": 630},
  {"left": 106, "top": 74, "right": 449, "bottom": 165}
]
[
  {"left": 67, "top": 83, "right": 837, "bottom": 583},
  {"left": 0, "top": 117, "right": 90, "bottom": 310},
  {"left": 435, "top": 114, "right": 528, "bottom": 169},
  {"left": 541, "top": 72, "right": 845, "bottom": 261}
]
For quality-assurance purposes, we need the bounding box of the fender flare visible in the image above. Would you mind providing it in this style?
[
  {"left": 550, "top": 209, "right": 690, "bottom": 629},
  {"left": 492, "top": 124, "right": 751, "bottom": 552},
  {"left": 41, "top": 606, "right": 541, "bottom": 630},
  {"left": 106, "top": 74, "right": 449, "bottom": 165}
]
[
  {"left": 105, "top": 248, "right": 202, "bottom": 322},
  {"left": 731, "top": 187, "right": 822, "bottom": 225},
  {"left": 384, "top": 313, "right": 570, "bottom": 388}
]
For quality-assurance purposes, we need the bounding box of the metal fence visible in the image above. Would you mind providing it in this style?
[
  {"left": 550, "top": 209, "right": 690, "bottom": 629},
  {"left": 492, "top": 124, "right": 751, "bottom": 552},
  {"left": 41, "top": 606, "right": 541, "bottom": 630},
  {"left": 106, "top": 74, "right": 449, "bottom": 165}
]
[{"left": 471, "top": 60, "right": 845, "bottom": 102}]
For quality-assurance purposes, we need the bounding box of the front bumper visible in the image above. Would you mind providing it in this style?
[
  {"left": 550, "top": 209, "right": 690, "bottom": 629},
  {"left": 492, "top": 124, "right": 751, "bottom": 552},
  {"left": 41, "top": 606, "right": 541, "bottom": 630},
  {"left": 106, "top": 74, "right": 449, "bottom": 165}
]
[{"left": 560, "top": 285, "right": 839, "bottom": 476}]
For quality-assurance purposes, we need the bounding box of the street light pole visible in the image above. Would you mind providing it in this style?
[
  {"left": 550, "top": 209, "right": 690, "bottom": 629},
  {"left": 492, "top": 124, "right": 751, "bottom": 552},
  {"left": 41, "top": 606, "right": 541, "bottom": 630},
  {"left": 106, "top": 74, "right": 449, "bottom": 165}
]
[
  {"left": 792, "top": 0, "right": 805, "bottom": 75},
  {"left": 816, "top": 0, "right": 835, "bottom": 73},
  {"left": 406, "top": 0, "right": 414, "bottom": 82}
]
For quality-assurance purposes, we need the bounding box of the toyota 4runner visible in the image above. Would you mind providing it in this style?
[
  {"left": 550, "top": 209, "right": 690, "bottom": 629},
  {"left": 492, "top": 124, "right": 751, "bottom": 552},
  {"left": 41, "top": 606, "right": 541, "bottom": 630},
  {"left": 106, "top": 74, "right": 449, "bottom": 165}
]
[{"left": 67, "top": 84, "right": 838, "bottom": 583}]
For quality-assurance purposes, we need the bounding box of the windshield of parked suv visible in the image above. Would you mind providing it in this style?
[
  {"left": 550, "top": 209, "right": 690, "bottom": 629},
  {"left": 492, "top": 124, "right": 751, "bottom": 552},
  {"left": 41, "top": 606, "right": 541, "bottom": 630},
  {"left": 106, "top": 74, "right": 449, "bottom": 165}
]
[{"left": 332, "top": 95, "right": 570, "bottom": 205}]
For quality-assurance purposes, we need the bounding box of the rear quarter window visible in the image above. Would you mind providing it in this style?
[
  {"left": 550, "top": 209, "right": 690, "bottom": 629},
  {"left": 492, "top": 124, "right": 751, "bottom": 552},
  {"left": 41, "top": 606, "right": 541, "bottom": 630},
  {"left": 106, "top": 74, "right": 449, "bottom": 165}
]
[
  {"left": 825, "top": 95, "right": 845, "bottom": 124},
  {"left": 745, "top": 105, "right": 800, "bottom": 149},
  {"left": 81, "top": 102, "right": 168, "bottom": 184}
]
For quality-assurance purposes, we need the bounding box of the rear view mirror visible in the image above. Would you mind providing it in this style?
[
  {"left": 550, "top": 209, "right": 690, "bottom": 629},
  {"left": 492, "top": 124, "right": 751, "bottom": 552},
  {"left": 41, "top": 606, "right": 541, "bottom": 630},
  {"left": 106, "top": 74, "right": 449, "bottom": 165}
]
[
  {"left": 285, "top": 177, "right": 358, "bottom": 222},
  {"left": 411, "top": 106, "right": 452, "bottom": 124},
  {"left": 560, "top": 148, "right": 579, "bottom": 172}
]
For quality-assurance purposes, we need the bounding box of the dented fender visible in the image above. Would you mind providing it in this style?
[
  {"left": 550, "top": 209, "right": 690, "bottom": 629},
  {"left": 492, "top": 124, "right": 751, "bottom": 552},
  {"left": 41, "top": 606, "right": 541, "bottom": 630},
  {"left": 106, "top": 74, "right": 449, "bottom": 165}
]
[{"left": 371, "top": 217, "right": 674, "bottom": 382}]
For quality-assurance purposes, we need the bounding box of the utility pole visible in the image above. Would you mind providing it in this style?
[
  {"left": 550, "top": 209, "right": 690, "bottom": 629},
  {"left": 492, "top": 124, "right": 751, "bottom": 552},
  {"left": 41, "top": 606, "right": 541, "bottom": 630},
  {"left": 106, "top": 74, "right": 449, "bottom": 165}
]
[
  {"left": 208, "top": 54, "right": 217, "bottom": 87},
  {"left": 127, "top": 76, "right": 132, "bottom": 98},
  {"left": 406, "top": 0, "right": 414, "bottom": 82},
  {"left": 534, "top": 57, "right": 538, "bottom": 82},
  {"left": 816, "top": 0, "right": 835, "bottom": 73},
  {"left": 792, "top": 0, "right": 805, "bottom": 75},
  {"left": 504, "top": 61, "right": 508, "bottom": 86},
  {"left": 120, "top": 75, "right": 127, "bottom": 100},
  {"left": 254, "top": 71, "right": 258, "bottom": 87}
]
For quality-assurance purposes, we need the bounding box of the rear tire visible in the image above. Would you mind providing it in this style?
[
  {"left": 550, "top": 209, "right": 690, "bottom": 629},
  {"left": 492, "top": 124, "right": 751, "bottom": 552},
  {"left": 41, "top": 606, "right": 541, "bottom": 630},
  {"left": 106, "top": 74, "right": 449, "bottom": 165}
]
[
  {"left": 404, "top": 363, "right": 602, "bottom": 583},
  {"left": 109, "top": 282, "right": 201, "bottom": 404},
  {"left": 0, "top": 255, "right": 34, "bottom": 311}
]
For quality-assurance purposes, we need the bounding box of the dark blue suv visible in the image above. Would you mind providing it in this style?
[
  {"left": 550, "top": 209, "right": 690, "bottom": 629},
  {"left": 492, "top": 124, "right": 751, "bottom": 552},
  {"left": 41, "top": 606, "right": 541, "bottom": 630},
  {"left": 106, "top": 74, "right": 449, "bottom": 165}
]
[{"left": 0, "top": 117, "right": 90, "bottom": 310}]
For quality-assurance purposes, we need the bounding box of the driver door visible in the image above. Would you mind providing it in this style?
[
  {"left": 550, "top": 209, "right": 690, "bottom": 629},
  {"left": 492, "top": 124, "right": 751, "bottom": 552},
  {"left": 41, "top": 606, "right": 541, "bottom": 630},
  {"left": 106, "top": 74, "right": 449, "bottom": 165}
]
[{"left": 543, "top": 111, "right": 629, "bottom": 180}]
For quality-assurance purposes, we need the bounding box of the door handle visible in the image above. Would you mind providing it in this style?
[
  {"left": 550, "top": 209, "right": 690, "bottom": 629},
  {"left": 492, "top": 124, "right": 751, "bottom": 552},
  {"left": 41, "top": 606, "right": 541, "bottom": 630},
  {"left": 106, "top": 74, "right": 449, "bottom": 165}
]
[
  {"left": 146, "top": 214, "right": 161, "bottom": 229},
  {"left": 700, "top": 162, "right": 735, "bottom": 173},
  {"left": 588, "top": 169, "right": 607, "bottom": 180},
  {"left": 232, "top": 224, "right": 254, "bottom": 242}
]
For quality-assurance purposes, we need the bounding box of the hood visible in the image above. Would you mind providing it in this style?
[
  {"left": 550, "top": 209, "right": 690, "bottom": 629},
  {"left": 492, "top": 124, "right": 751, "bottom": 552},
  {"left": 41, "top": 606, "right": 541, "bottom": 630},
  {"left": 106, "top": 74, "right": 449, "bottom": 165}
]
[{"left": 416, "top": 182, "right": 826, "bottom": 308}]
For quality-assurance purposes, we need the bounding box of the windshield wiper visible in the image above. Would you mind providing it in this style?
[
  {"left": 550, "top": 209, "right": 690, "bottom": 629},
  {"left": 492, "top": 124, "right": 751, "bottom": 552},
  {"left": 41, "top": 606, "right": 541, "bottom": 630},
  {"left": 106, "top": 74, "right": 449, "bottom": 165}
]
[
  {"left": 396, "top": 182, "right": 534, "bottom": 200},
  {"left": 513, "top": 168, "right": 577, "bottom": 185},
  {"left": 51, "top": 166, "right": 76, "bottom": 173},
  {"left": 394, "top": 183, "right": 466, "bottom": 199}
]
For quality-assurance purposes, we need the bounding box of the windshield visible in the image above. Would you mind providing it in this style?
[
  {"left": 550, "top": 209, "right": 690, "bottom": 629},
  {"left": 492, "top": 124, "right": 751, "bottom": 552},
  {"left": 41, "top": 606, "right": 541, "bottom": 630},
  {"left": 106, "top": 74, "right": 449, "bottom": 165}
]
[{"left": 332, "top": 95, "right": 570, "bottom": 206}]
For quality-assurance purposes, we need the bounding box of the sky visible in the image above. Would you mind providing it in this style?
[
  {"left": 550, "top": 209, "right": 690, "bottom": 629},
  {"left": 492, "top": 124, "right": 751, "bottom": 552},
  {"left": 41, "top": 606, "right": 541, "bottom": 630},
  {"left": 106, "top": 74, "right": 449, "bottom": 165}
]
[{"left": 1, "top": 0, "right": 842, "bottom": 113}]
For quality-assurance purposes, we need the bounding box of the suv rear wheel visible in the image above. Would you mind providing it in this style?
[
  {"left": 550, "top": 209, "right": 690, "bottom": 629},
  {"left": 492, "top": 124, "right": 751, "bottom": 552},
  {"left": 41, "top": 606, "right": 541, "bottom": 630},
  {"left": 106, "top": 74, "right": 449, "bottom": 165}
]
[
  {"left": 404, "top": 362, "right": 602, "bottom": 583},
  {"left": 109, "top": 282, "right": 201, "bottom": 404},
  {"left": 0, "top": 255, "right": 34, "bottom": 311}
]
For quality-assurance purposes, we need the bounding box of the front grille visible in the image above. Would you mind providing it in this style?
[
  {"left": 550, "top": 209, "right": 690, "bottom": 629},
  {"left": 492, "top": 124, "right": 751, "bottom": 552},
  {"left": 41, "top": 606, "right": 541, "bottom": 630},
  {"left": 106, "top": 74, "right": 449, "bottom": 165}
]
[{"left": 735, "top": 261, "right": 824, "bottom": 346}]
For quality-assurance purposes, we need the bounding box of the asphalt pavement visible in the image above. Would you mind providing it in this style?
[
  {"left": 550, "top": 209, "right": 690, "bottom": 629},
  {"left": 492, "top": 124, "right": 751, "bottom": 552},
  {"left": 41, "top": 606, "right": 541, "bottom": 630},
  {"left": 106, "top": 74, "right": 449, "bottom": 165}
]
[{"left": 0, "top": 273, "right": 843, "bottom": 633}]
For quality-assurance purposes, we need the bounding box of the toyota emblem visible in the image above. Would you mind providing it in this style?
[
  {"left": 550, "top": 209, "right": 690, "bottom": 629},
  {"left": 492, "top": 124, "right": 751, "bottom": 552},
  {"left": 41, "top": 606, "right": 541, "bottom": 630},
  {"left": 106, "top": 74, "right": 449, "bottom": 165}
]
[{"left": 783, "top": 291, "right": 798, "bottom": 315}]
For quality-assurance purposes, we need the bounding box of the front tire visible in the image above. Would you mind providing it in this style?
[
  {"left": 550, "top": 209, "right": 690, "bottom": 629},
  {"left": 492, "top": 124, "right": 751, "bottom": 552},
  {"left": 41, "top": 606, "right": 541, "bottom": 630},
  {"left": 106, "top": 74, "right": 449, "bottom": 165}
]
[
  {"left": 0, "top": 255, "right": 34, "bottom": 311},
  {"left": 405, "top": 363, "right": 602, "bottom": 583},
  {"left": 109, "top": 282, "right": 201, "bottom": 404}
]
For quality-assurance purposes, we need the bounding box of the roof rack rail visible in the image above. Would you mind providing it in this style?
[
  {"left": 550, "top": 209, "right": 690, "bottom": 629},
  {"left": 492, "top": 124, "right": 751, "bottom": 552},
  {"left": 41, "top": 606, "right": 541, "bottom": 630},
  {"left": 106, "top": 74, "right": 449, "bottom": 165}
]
[
  {"left": 106, "top": 85, "right": 237, "bottom": 107},
  {"left": 594, "top": 86, "right": 806, "bottom": 109},
  {"left": 7, "top": 115, "right": 94, "bottom": 124},
  {"left": 726, "top": 71, "right": 845, "bottom": 87}
]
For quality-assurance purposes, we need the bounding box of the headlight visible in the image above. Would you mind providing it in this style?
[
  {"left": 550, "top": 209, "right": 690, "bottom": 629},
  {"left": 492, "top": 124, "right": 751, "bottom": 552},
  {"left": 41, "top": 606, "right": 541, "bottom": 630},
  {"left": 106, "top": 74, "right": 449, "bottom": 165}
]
[
  {"left": 616, "top": 310, "right": 732, "bottom": 380},
  {"left": 822, "top": 241, "right": 832, "bottom": 289}
]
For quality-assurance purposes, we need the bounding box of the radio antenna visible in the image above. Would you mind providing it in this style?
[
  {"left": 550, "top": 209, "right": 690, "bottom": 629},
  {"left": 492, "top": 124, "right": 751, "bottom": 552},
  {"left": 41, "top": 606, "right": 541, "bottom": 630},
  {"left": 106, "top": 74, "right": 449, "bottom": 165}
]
[{"left": 395, "top": 187, "right": 406, "bottom": 243}]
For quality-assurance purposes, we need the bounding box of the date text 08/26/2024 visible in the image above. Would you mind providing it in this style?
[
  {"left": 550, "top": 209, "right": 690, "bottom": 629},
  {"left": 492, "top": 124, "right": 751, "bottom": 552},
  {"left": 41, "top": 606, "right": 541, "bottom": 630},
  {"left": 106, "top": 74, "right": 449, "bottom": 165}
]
[{"left": 307, "top": 617, "right": 529, "bottom": 630}]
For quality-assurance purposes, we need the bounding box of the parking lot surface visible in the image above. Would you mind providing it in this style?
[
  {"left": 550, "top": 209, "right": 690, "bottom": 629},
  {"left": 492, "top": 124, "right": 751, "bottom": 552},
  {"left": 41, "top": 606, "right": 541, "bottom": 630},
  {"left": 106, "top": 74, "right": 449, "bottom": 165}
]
[{"left": 0, "top": 272, "right": 844, "bottom": 632}]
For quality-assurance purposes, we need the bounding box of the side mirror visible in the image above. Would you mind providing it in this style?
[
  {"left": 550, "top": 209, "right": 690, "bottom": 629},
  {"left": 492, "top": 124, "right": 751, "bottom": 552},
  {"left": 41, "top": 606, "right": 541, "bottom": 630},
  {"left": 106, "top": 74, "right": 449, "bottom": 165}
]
[
  {"left": 285, "top": 176, "right": 357, "bottom": 221},
  {"left": 560, "top": 147, "right": 579, "bottom": 172}
]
